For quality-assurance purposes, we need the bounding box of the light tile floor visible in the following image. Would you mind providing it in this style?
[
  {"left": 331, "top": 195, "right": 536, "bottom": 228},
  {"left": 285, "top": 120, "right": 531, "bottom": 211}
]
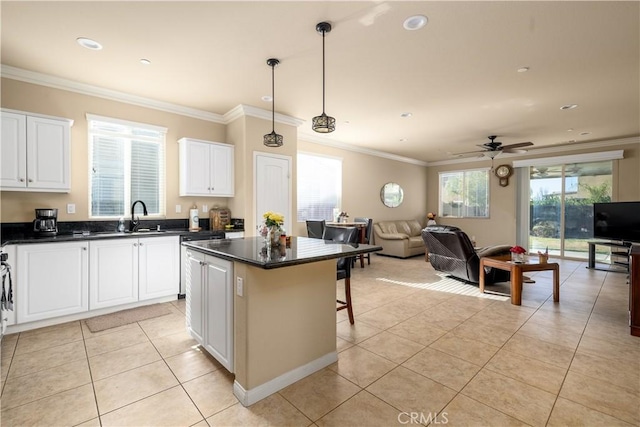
[{"left": 1, "top": 255, "right": 639, "bottom": 426}]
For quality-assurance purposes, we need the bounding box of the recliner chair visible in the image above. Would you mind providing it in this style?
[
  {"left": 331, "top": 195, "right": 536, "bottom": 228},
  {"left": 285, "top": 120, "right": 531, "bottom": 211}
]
[{"left": 421, "top": 225, "right": 511, "bottom": 284}]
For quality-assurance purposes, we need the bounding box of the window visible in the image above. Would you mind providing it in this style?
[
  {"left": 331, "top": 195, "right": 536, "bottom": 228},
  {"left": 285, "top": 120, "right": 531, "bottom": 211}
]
[
  {"left": 297, "top": 152, "right": 342, "bottom": 221},
  {"left": 439, "top": 169, "right": 490, "bottom": 218},
  {"left": 88, "top": 115, "right": 166, "bottom": 218}
]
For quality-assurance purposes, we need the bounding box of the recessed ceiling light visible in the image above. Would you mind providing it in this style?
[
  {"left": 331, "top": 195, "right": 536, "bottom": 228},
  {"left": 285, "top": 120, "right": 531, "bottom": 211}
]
[
  {"left": 580, "top": 132, "right": 590, "bottom": 136},
  {"left": 140, "top": 59, "right": 151, "bottom": 65},
  {"left": 399, "top": 138, "right": 407, "bottom": 142},
  {"left": 403, "top": 15, "right": 428, "bottom": 31},
  {"left": 343, "top": 121, "right": 351, "bottom": 125},
  {"left": 567, "top": 128, "right": 574, "bottom": 132},
  {"left": 517, "top": 67, "right": 530, "bottom": 73},
  {"left": 76, "top": 37, "right": 102, "bottom": 50},
  {"left": 560, "top": 104, "right": 578, "bottom": 110},
  {"left": 400, "top": 112, "right": 412, "bottom": 118},
  {"left": 261, "top": 95, "right": 273, "bottom": 102}
]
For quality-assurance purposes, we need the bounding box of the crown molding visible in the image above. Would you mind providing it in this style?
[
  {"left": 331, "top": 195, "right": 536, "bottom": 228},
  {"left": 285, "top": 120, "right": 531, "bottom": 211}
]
[
  {"left": 298, "top": 131, "right": 429, "bottom": 167},
  {"left": 426, "top": 136, "right": 640, "bottom": 167},
  {"left": 1, "top": 64, "right": 226, "bottom": 123},
  {"left": 223, "top": 104, "right": 305, "bottom": 127}
]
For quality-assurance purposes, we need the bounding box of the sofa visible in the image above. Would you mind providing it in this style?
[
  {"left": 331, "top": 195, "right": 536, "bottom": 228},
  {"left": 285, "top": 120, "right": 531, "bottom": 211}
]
[
  {"left": 421, "top": 225, "right": 511, "bottom": 284},
  {"left": 373, "top": 220, "right": 426, "bottom": 258}
]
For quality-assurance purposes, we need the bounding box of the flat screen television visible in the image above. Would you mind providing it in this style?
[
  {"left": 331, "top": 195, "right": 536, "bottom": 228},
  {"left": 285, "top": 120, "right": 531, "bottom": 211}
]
[{"left": 593, "top": 201, "right": 640, "bottom": 243}]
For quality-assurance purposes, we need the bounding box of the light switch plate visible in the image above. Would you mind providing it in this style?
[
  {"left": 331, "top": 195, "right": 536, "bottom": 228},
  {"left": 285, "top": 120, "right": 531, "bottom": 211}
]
[
  {"left": 175, "top": 205, "right": 182, "bottom": 213},
  {"left": 236, "top": 277, "right": 244, "bottom": 297},
  {"left": 67, "top": 203, "right": 76, "bottom": 214},
  {"left": 202, "top": 204, "right": 208, "bottom": 213}
]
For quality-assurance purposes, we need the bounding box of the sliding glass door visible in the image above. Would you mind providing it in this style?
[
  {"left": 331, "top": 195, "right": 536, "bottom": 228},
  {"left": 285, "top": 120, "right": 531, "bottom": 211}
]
[{"left": 529, "top": 161, "right": 612, "bottom": 260}]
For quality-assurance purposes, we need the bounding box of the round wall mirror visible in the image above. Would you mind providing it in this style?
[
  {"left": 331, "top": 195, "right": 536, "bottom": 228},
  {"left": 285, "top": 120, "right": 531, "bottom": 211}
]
[{"left": 380, "top": 182, "right": 404, "bottom": 208}]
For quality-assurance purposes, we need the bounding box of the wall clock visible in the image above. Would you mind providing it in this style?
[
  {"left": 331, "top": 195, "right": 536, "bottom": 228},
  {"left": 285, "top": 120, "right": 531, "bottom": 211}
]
[{"left": 495, "top": 164, "right": 513, "bottom": 187}]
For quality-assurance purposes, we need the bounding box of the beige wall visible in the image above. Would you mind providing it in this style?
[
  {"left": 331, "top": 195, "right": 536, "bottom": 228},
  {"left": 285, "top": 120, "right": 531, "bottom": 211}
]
[
  {"left": 1, "top": 78, "right": 230, "bottom": 223},
  {"left": 426, "top": 142, "right": 640, "bottom": 247},
  {"left": 295, "top": 141, "right": 428, "bottom": 237},
  {"left": 1, "top": 78, "right": 430, "bottom": 232}
]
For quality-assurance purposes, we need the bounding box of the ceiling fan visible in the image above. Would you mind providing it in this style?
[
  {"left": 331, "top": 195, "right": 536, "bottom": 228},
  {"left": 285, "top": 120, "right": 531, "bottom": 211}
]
[{"left": 452, "top": 136, "right": 534, "bottom": 159}]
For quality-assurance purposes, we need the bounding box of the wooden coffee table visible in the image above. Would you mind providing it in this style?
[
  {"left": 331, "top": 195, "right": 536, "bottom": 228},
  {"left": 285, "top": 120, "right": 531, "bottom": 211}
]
[{"left": 479, "top": 256, "right": 560, "bottom": 305}]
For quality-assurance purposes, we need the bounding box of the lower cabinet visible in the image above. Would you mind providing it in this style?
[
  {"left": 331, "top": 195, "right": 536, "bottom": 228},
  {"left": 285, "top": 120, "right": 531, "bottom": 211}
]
[
  {"left": 89, "top": 236, "right": 179, "bottom": 309},
  {"left": 185, "top": 249, "right": 234, "bottom": 372},
  {"left": 16, "top": 241, "right": 89, "bottom": 323}
]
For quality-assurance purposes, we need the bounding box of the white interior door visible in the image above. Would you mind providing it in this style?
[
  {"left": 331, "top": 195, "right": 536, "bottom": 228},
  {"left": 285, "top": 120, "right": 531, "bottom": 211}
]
[{"left": 255, "top": 152, "right": 291, "bottom": 233}]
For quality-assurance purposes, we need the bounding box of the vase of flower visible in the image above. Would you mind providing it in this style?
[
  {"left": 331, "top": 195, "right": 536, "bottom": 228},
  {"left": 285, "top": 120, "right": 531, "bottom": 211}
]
[
  {"left": 262, "top": 211, "right": 285, "bottom": 248},
  {"left": 510, "top": 245, "right": 526, "bottom": 263}
]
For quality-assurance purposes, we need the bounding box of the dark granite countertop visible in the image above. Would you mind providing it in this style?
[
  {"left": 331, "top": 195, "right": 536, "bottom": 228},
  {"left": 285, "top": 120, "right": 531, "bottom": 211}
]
[
  {"left": 0, "top": 229, "right": 236, "bottom": 246},
  {"left": 182, "top": 236, "right": 382, "bottom": 269}
]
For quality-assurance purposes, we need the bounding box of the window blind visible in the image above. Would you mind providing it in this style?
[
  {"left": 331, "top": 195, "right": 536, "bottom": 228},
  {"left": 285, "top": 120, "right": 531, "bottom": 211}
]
[
  {"left": 88, "top": 115, "right": 166, "bottom": 218},
  {"left": 297, "top": 152, "right": 342, "bottom": 221}
]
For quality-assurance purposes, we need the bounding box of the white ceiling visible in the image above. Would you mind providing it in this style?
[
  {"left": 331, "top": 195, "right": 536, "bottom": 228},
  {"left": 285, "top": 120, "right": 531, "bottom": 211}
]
[{"left": 1, "top": 1, "right": 639, "bottom": 163}]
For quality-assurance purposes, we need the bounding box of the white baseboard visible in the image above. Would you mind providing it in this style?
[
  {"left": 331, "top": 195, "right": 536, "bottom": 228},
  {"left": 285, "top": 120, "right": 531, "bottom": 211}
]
[
  {"left": 233, "top": 351, "right": 338, "bottom": 406},
  {"left": 6, "top": 295, "right": 178, "bottom": 334}
]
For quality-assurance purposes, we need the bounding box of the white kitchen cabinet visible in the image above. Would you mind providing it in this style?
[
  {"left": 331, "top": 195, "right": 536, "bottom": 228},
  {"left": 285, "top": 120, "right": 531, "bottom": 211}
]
[
  {"left": 179, "top": 138, "right": 234, "bottom": 197},
  {"left": 138, "top": 236, "right": 180, "bottom": 301},
  {"left": 89, "top": 239, "right": 139, "bottom": 310},
  {"left": 16, "top": 242, "right": 89, "bottom": 323},
  {"left": 185, "top": 248, "right": 234, "bottom": 371},
  {"left": 1, "top": 109, "right": 72, "bottom": 192},
  {"left": 90, "top": 236, "right": 179, "bottom": 309}
]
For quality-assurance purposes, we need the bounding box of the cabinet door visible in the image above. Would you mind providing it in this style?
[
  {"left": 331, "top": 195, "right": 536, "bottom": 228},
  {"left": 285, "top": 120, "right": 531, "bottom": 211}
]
[
  {"left": 185, "top": 249, "right": 205, "bottom": 344},
  {"left": 16, "top": 242, "right": 89, "bottom": 323},
  {"left": 89, "top": 239, "right": 138, "bottom": 309},
  {"left": 138, "top": 236, "right": 180, "bottom": 300},
  {"left": 210, "top": 143, "right": 234, "bottom": 196},
  {"left": 26, "top": 116, "right": 71, "bottom": 191},
  {"left": 1, "top": 112, "right": 27, "bottom": 188},
  {"left": 180, "top": 139, "right": 211, "bottom": 196},
  {"left": 203, "top": 255, "right": 234, "bottom": 372}
]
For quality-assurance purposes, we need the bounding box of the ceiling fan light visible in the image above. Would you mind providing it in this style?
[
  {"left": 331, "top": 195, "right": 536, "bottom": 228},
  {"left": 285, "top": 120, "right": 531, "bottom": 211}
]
[
  {"left": 484, "top": 151, "right": 501, "bottom": 159},
  {"left": 312, "top": 113, "right": 336, "bottom": 133}
]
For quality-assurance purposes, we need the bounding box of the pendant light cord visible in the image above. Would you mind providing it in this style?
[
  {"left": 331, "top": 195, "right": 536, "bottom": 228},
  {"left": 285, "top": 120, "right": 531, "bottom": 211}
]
[
  {"left": 321, "top": 28, "right": 326, "bottom": 115},
  {"left": 271, "top": 62, "right": 276, "bottom": 132}
]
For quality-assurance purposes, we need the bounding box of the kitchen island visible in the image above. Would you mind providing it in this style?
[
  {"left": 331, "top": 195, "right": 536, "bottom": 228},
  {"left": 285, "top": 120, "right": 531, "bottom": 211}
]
[{"left": 182, "top": 236, "right": 382, "bottom": 406}]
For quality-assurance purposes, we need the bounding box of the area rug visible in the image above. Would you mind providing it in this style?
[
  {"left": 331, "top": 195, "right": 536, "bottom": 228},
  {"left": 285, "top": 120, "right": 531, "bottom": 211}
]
[{"left": 85, "top": 303, "right": 172, "bottom": 332}]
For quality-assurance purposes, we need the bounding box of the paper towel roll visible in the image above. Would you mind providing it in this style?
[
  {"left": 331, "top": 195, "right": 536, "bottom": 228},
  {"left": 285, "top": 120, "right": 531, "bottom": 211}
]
[{"left": 189, "top": 208, "right": 199, "bottom": 230}]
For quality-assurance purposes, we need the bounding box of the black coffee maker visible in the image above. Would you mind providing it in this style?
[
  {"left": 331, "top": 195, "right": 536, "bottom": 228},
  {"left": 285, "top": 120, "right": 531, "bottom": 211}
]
[{"left": 33, "top": 208, "right": 58, "bottom": 236}]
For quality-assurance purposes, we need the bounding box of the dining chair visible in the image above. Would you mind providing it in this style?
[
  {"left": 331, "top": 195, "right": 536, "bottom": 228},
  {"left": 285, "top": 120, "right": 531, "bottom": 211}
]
[
  {"left": 354, "top": 217, "right": 373, "bottom": 267},
  {"left": 322, "top": 225, "right": 359, "bottom": 324},
  {"left": 306, "top": 220, "right": 326, "bottom": 239}
]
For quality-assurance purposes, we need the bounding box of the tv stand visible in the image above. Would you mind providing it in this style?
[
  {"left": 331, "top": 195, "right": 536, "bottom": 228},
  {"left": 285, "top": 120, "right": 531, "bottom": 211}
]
[{"left": 587, "top": 240, "right": 631, "bottom": 273}]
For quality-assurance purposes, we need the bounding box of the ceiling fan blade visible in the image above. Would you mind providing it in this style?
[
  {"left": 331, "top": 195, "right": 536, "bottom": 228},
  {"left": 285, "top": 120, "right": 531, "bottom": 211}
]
[
  {"left": 501, "top": 141, "right": 533, "bottom": 150},
  {"left": 449, "top": 150, "right": 485, "bottom": 158}
]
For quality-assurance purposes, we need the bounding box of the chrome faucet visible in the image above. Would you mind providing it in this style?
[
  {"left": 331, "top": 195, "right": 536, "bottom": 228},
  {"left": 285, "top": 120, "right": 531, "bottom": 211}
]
[{"left": 130, "top": 200, "right": 148, "bottom": 232}]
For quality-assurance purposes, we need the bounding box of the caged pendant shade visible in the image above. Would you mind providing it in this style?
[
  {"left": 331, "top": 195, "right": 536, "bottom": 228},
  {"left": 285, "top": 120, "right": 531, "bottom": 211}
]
[
  {"left": 264, "top": 58, "right": 283, "bottom": 147},
  {"left": 312, "top": 22, "right": 336, "bottom": 133}
]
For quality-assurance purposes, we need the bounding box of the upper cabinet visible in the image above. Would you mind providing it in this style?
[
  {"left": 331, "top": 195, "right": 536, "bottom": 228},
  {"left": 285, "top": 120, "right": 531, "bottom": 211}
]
[
  {"left": 178, "top": 138, "right": 234, "bottom": 197},
  {"left": 1, "top": 109, "right": 73, "bottom": 192}
]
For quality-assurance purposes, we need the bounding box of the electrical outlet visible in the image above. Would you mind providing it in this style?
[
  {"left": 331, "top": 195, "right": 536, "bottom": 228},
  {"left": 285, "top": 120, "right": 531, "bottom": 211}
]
[
  {"left": 236, "top": 277, "right": 244, "bottom": 297},
  {"left": 202, "top": 204, "right": 208, "bottom": 213},
  {"left": 175, "top": 205, "right": 182, "bottom": 213},
  {"left": 67, "top": 203, "right": 76, "bottom": 214}
]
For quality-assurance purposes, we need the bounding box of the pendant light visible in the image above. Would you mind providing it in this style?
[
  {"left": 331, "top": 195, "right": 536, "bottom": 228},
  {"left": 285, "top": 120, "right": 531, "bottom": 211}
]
[
  {"left": 264, "top": 58, "right": 283, "bottom": 147},
  {"left": 312, "top": 22, "right": 336, "bottom": 133}
]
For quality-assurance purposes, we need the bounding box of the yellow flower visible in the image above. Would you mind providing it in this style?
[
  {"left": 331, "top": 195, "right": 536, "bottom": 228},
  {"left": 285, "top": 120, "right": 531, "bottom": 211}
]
[{"left": 263, "top": 211, "right": 284, "bottom": 228}]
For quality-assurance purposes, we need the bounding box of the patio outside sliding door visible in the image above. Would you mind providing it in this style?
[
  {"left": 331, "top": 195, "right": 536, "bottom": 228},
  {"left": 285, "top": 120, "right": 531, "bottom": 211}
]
[{"left": 529, "top": 161, "right": 612, "bottom": 260}]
